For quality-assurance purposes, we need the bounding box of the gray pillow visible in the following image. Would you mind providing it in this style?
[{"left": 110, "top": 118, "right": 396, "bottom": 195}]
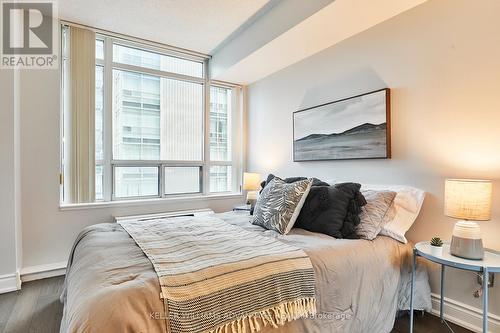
[
  {"left": 252, "top": 177, "right": 312, "bottom": 234},
  {"left": 356, "top": 190, "right": 397, "bottom": 240}
]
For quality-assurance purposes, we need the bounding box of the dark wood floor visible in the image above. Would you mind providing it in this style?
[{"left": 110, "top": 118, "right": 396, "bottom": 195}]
[
  {"left": 0, "top": 276, "right": 472, "bottom": 333},
  {"left": 392, "top": 312, "right": 472, "bottom": 333},
  {"left": 0, "top": 276, "right": 64, "bottom": 333}
]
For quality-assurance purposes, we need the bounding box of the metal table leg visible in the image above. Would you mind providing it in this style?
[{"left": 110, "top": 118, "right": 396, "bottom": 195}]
[
  {"left": 483, "top": 267, "right": 489, "bottom": 333},
  {"left": 409, "top": 250, "right": 416, "bottom": 333},
  {"left": 439, "top": 265, "right": 456, "bottom": 333},
  {"left": 440, "top": 265, "right": 445, "bottom": 322}
]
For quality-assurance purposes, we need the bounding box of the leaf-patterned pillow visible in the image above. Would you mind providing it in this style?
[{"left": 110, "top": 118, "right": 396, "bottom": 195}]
[{"left": 252, "top": 177, "right": 312, "bottom": 234}]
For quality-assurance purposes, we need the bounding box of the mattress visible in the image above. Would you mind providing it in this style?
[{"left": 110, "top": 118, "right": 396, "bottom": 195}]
[{"left": 60, "top": 211, "right": 431, "bottom": 333}]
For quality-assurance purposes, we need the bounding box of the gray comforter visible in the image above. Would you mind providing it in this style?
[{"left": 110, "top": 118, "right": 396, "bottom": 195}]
[{"left": 60, "top": 211, "right": 431, "bottom": 333}]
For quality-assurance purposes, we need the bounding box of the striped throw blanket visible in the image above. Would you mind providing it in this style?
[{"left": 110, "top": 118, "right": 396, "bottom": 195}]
[{"left": 119, "top": 215, "right": 316, "bottom": 333}]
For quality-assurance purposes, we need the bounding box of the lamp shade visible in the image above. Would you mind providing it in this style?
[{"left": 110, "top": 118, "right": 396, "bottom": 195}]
[
  {"left": 243, "top": 172, "right": 261, "bottom": 191},
  {"left": 444, "top": 179, "right": 492, "bottom": 221}
]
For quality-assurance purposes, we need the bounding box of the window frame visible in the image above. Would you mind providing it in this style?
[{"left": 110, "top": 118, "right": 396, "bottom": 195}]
[{"left": 92, "top": 34, "right": 242, "bottom": 202}]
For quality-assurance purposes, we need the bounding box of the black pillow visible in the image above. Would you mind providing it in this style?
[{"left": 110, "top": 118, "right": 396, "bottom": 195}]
[
  {"left": 257, "top": 175, "right": 366, "bottom": 239},
  {"left": 260, "top": 174, "right": 329, "bottom": 191},
  {"left": 293, "top": 186, "right": 346, "bottom": 238},
  {"left": 253, "top": 174, "right": 327, "bottom": 215},
  {"left": 294, "top": 184, "right": 365, "bottom": 239},
  {"left": 334, "top": 183, "right": 367, "bottom": 239}
]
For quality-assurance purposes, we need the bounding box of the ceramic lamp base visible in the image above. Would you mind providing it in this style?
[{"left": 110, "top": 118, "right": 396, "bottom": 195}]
[{"left": 450, "top": 220, "right": 484, "bottom": 260}]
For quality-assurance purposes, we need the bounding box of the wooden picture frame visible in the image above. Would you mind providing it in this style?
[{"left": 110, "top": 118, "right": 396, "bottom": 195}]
[{"left": 293, "top": 88, "right": 391, "bottom": 161}]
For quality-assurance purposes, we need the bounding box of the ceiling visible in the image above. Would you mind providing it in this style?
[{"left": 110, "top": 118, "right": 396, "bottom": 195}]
[
  {"left": 59, "top": 0, "right": 429, "bottom": 83},
  {"left": 58, "top": 0, "right": 270, "bottom": 54},
  {"left": 212, "top": 0, "right": 428, "bottom": 84}
]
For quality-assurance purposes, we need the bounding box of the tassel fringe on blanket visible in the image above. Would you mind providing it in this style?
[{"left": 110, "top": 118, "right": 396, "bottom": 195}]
[{"left": 210, "top": 298, "right": 317, "bottom": 333}]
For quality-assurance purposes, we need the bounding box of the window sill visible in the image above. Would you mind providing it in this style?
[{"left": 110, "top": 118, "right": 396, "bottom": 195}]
[{"left": 59, "top": 192, "right": 244, "bottom": 211}]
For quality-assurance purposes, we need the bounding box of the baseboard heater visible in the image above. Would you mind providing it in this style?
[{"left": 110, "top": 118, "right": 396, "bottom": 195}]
[{"left": 114, "top": 208, "right": 214, "bottom": 223}]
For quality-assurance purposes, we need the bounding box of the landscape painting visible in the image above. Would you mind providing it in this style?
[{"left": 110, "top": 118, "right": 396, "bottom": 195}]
[{"left": 293, "top": 88, "right": 390, "bottom": 161}]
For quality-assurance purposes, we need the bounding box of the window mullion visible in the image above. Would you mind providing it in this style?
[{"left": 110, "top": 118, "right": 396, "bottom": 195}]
[
  {"left": 111, "top": 160, "right": 202, "bottom": 166},
  {"left": 208, "top": 161, "right": 232, "bottom": 167},
  {"left": 159, "top": 164, "right": 165, "bottom": 198},
  {"left": 111, "top": 62, "right": 205, "bottom": 84}
]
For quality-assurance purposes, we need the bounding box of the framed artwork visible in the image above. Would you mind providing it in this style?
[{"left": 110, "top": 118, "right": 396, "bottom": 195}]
[{"left": 293, "top": 88, "right": 391, "bottom": 161}]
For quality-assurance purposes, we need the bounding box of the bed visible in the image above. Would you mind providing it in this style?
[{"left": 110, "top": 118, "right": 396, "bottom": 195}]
[{"left": 60, "top": 211, "right": 431, "bottom": 333}]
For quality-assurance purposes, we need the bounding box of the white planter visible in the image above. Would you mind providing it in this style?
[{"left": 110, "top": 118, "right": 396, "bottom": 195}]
[{"left": 430, "top": 245, "right": 443, "bottom": 257}]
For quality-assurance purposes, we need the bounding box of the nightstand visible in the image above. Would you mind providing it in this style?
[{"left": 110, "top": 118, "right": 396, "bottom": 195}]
[
  {"left": 409, "top": 241, "right": 500, "bottom": 333},
  {"left": 232, "top": 204, "right": 251, "bottom": 212}
]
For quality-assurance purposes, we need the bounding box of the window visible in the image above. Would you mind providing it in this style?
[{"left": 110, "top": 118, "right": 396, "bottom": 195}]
[
  {"left": 210, "top": 86, "right": 232, "bottom": 162},
  {"left": 95, "top": 64, "right": 104, "bottom": 200},
  {"left": 209, "top": 86, "right": 234, "bottom": 193},
  {"left": 61, "top": 26, "right": 242, "bottom": 203},
  {"left": 113, "top": 44, "right": 204, "bottom": 78},
  {"left": 164, "top": 167, "right": 201, "bottom": 195},
  {"left": 112, "top": 70, "right": 162, "bottom": 161},
  {"left": 209, "top": 166, "right": 232, "bottom": 193},
  {"left": 114, "top": 166, "right": 159, "bottom": 198}
]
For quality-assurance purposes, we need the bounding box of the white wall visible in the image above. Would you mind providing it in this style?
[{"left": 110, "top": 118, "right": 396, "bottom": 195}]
[
  {"left": 247, "top": 0, "right": 500, "bottom": 317},
  {"left": 0, "top": 70, "right": 18, "bottom": 277}
]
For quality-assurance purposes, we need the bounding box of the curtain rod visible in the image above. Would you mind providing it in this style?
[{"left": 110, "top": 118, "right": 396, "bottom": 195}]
[{"left": 60, "top": 19, "right": 211, "bottom": 60}]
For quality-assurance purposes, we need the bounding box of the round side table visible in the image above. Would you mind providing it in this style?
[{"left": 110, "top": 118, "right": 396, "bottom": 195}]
[{"left": 409, "top": 241, "right": 500, "bottom": 333}]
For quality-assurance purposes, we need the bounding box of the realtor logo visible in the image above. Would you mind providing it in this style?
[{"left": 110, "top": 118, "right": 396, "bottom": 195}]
[{"left": 1, "top": 0, "right": 58, "bottom": 68}]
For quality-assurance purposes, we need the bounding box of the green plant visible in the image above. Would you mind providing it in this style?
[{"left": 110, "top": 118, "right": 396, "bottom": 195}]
[{"left": 430, "top": 237, "right": 443, "bottom": 247}]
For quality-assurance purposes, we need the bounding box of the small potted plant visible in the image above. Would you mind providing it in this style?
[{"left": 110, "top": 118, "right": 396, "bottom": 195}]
[{"left": 430, "top": 237, "right": 444, "bottom": 256}]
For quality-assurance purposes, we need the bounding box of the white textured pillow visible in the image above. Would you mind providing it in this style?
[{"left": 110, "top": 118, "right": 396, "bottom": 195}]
[
  {"left": 357, "top": 190, "right": 397, "bottom": 240},
  {"left": 362, "top": 184, "right": 426, "bottom": 243}
]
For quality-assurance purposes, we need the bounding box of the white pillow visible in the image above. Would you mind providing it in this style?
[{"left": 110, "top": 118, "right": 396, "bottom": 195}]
[{"left": 361, "top": 184, "right": 426, "bottom": 243}]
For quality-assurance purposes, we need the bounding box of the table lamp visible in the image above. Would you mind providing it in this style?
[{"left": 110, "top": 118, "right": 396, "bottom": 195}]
[
  {"left": 243, "top": 172, "right": 261, "bottom": 210},
  {"left": 444, "top": 179, "right": 492, "bottom": 260}
]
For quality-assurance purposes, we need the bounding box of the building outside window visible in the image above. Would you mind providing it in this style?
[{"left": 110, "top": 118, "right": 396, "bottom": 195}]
[{"left": 209, "top": 86, "right": 232, "bottom": 192}]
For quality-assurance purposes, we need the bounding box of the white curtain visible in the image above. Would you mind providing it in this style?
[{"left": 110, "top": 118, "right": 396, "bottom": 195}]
[{"left": 68, "top": 26, "right": 96, "bottom": 203}]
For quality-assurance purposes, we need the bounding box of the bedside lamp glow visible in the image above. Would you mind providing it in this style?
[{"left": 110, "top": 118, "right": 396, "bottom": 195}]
[
  {"left": 243, "top": 172, "right": 261, "bottom": 208},
  {"left": 444, "top": 179, "right": 492, "bottom": 260}
]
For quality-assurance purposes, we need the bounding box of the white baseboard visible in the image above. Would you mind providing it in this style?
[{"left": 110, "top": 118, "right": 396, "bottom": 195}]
[
  {"left": 431, "top": 293, "right": 500, "bottom": 333},
  {"left": 20, "top": 261, "right": 67, "bottom": 282},
  {"left": 0, "top": 272, "right": 21, "bottom": 294}
]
